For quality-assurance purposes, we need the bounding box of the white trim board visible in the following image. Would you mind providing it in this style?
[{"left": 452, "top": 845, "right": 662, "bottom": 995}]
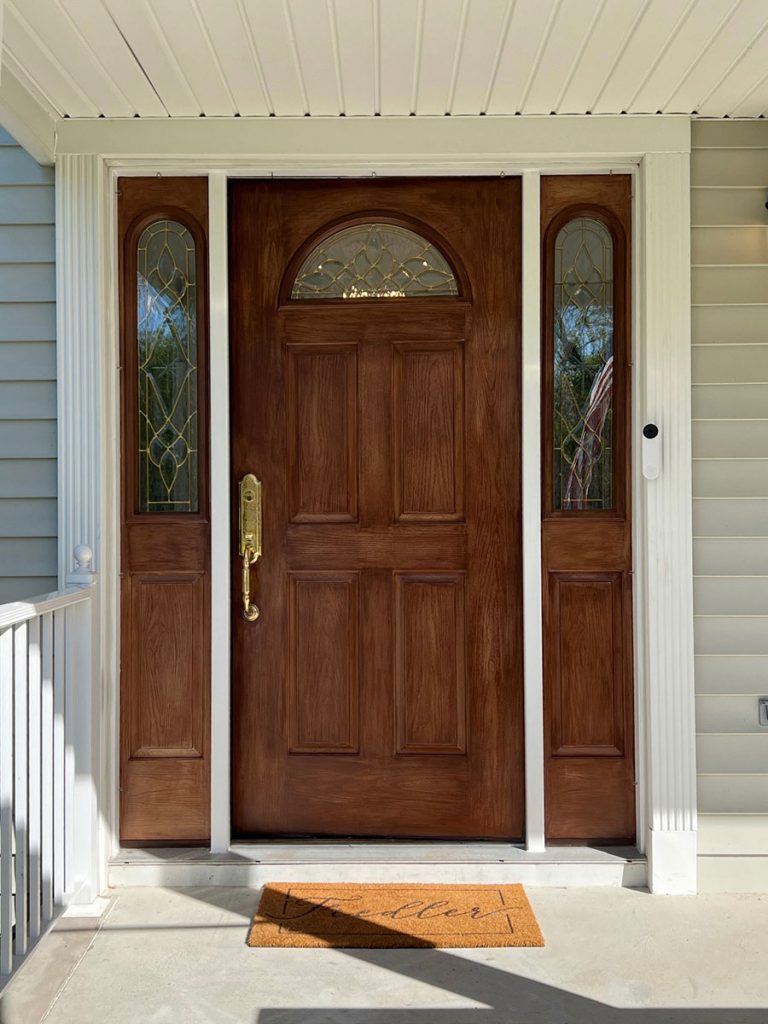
[
  {"left": 54, "top": 113, "right": 696, "bottom": 896},
  {"left": 55, "top": 114, "right": 690, "bottom": 165}
]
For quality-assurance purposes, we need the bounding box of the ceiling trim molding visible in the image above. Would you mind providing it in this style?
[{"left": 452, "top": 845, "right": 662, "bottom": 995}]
[
  {"left": 54, "top": 113, "right": 691, "bottom": 165},
  {"left": 0, "top": 63, "right": 55, "bottom": 164}
]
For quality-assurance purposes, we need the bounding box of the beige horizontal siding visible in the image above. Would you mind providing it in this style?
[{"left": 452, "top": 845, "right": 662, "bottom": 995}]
[
  {"left": 0, "top": 132, "right": 56, "bottom": 601},
  {"left": 696, "top": 655, "right": 768, "bottom": 695},
  {"left": 693, "top": 460, "right": 768, "bottom": 497},
  {"left": 695, "top": 539, "right": 768, "bottom": 575},
  {"left": 691, "top": 188, "right": 768, "bottom": 226},
  {"left": 695, "top": 576, "right": 768, "bottom": 614},
  {"left": 697, "top": 696, "right": 767, "bottom": 734},
  {"left": 698, "top": 815, "right": 768, "bottom": 855},
  {"left": 693, "top": 304, "right": 768, "bottom": 344},
  {"left": 692, "top": 226, "right": 768, "bottom": 265},
  {"left": 692, "top": 121, "right": 768, "bottom": 884},
  {"left": 698, "top": 774, "right": 768, "bottom": 814}
]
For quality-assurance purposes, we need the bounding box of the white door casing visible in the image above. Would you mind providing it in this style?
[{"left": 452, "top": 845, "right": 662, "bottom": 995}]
[{"left": 54, "top": 115, "right": 695, "bottom": 894}]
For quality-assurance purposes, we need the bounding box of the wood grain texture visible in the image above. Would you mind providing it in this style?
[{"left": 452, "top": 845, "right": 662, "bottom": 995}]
[
  {"left": 549, "top": 572, "right": 625, "bottom": 757},
  {"left": 128, "top": 574, "right": 205, "bottom": 758},
  {"left": 118, "top": 177, "right": 210, "bottom": 844},
  {"left": 287, "top": 344, "right": 358, "bottom": 523},
  {"left": 394, "top": 343, "right": 464, "bottom": 522},
  {"left": 289, "top": 573, "right": 360, "bottom": 754},
  {"left": 230, "top": 178, "right": 523, "bottom": 839},
  {"left": 541, "top": 175, "right": 635, "bottom": 843},
  {"left": 394, "top": 573, "right": 466, "bottom": 755}
]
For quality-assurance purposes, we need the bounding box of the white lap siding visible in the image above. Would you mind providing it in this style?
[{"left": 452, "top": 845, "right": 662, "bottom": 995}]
[
  {"left": 692, "top": 119, "right": 768, "bottom": 892},
  {"left": 0, "top": 127, "right": 56, "bottom": 601}
]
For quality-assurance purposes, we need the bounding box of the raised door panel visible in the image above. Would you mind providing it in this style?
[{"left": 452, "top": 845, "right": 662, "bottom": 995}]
[
  {"left": 128, "top": 574, "right": 205, "bottom": 758},
  {"left": 395, "top": 573, "right": 467, "bottom": 754},
  {"left": 394, "top": 342, "right": 464, "bottom": 522},
  {"left": 286, "top": 344, "right": 358, "bottom": 523},
  {"left": 549, "top": 572, "right": 625, "bottom": 756},
  {"left": 288, "top": 572, "right": 360, "bottom": 753}
]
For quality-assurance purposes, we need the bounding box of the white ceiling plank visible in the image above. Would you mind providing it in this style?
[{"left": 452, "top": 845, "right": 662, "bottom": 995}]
[
  {"left": 288, "top": 0, "right": 341, "bottom": 116},
  {"left": 666, "top": 0, "right": 768, "bottom": 114},
  {"left": 450, "top": 0, "right": 510, "bottom": 115},
  {"left": 701, "top": 26, "right": 768, "bottom": 117},
  {"left": 379, "top": 0, "right": 421, "bottom": 115},
  {"left": 524, "top": 0, "right": 605, "bottom": 115},
  {"left": 15, "top": 0, "right": 134, "bottom": 118},
  {"left": 147, "top": 0, "right": 236, "bottom": 116},
  {"left": 556, "top": 0, "right": 646, "bottom": 114},
  {"left": 413, "top": 0, "right": 465, "bottom": 115},
  {"left": 241, "top": 0, "right": 307, "bottom": 116},
  {"left": 485, "top": 0, "right": 559, "bottom": 115},
  {"left": 59, "top": 0, "right": 167, "bottom": 117},
  {"left": 3, "top": 2, "right": 99, "bottom": 117},
  {"left": 632, "top": 0, "right": 738, "bottom": 114},
  {"left": 332, "top": 0, "right": 376, "bottom": 116},
  {"left": 694, "top": 21, "right": 768, "bottom": 117},
  {"left": 593, "top": 0, "right": 695, "bottom": 114},
  {"left": 102, "top": 0, "right": 201, "bottom": 116},
  {"left": 194, "top": 0, "right": 270, "bottom": 116}
]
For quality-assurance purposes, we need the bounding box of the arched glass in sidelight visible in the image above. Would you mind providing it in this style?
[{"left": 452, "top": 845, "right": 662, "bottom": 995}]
[
  {"left": 291, "top": 222, "right": 459, "bottom": 299},
  {"left": 137, "top": 219, "right": 199, "bottom": 513},
  {"left": 553, "top": 216, "right": 614, "bottom": 511}
]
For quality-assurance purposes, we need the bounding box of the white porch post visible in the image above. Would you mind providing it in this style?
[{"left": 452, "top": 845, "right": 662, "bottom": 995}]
[
  {"left": 56, "top": 154, "right": 111, "bottom": 899},
  {"left": 521, "top": 170, "right": 545, "bottom": 852},
  {"left": 209, "top": 172, "right": 231, "bottom": 852},
  {"left": 639, "top": 148, "right": 698, "bottom": 894}
]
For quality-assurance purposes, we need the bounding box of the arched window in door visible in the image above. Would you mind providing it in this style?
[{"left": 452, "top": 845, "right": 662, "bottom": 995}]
[{"left": 291, "top": 222, "right": 459, "bottom": 299}]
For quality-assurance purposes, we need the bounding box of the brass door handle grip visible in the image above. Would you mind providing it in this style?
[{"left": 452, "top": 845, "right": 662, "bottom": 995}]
[{"left": 239, "top": 474, "right": 262, "bottom": 622}]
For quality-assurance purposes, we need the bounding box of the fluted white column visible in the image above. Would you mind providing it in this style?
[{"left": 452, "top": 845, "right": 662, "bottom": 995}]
[
  {"left": 639, "top": 148, "right": 698, "bottom": 894},
  {"left": 55, "top": 154, "right": 110, "bottom": 899},
  {"left": 56, "top": 154, "right": 107, "bottom": 583}
]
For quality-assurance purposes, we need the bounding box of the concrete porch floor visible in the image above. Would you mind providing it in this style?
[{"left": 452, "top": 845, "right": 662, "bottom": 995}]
[{"left": 1, "top": 886, "right": 767, "bottom": 1024}]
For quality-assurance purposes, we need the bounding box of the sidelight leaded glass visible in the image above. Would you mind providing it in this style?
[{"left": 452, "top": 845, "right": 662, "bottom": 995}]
[
  {"left": 553, "top": 216, "right": 614, "bottom": 511},
  {"left": 291, "top": 223, "right": 458, "bottom": 299},
  {"left": 137, "top": 219, "right": 198, "bottom": 513}
]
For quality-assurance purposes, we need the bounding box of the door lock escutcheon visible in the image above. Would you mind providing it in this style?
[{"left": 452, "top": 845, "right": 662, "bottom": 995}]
[{"left": 239, "top": 474, "right": 262, "bottom": 621}]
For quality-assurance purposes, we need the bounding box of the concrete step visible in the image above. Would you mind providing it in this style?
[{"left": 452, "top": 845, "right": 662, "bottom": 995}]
[{"left": 109, "top": 843, "right": 646, "bottom": 888}]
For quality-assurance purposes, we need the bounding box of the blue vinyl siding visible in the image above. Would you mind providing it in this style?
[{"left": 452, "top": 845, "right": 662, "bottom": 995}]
[{"left": 0, "top": 127, "right": 56, "bottom": 602}]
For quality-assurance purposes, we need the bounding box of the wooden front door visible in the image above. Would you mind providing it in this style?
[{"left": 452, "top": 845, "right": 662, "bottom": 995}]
[{"left": 230, "top": 179, "right": 523, "bottom": 839}]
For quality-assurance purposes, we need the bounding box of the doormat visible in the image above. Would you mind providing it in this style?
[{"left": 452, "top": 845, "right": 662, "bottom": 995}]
[{"left": 247, "top": 883, "right": 544, "bottom": 948}]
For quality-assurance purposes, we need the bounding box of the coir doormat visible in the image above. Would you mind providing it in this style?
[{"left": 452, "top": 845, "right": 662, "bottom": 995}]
[{"left": 247, "top": 883, "right": 544, "bottom": 948}]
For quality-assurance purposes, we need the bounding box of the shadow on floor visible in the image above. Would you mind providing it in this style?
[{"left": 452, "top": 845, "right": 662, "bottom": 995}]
[{"left": 243, "top": 887, "right": 766, "bottom": 1024}]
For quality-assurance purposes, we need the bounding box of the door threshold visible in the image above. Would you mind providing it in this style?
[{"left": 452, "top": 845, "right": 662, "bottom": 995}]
[{"left": 109, "top": 842, "right": 646, "bottom": 889}]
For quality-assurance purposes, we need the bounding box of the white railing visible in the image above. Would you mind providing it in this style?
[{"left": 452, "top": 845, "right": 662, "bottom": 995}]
[{"left": 0, "top": 547, "right": 97, "bottom": 980}]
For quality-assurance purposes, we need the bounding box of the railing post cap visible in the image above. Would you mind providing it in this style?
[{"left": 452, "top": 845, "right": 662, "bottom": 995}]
[{"left": 73, "top": 544, "right": 93, "bottom": 570}]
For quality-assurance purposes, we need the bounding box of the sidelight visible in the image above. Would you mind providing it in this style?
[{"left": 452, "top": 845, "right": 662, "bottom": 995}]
[
  {"left": 137, "top": 219, "right": 199, "bottom": 513},
  {"left": 291, "top": 222, "right": 458, "bottom": 299},
  {"left": 553, "top": 216, "right": 614, "bottom": 511}
]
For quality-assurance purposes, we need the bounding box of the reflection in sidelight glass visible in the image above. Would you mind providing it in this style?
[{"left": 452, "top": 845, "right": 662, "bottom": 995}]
[
  {"left": 291, "top": 222, "right": 458, "bottom": 299},
  {"left": 553, "top": 216, "right": 614, "bottom": 511},
  {"left": 137, "top": 219, "right": 198, "bottom": 513}
]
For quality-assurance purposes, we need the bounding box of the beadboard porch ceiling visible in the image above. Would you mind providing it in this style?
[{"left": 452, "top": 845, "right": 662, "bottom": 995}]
[{"left": 1, "top": 0, "right": 768, "bottom": 164}]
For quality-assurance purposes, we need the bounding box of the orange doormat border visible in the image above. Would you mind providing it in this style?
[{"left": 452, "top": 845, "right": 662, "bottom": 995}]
[{"left": 248, "top": 882, "right": 544, "bottom": 948}]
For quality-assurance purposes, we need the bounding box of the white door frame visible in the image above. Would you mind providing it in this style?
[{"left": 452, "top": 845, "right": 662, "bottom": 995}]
[{"left": 54, "top": 114, "right": 696, "bottom": 894}]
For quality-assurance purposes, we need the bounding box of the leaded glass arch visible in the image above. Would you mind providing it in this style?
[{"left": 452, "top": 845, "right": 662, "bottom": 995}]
[
  {"left": 137, "top": 219, "right": 199, "bottom": 513},
  {"left": 553, "top": 216, "right": 614, "bottom": 511},
  {"left": 291, "top": 222, "right": 459, "bottom": 299}
]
